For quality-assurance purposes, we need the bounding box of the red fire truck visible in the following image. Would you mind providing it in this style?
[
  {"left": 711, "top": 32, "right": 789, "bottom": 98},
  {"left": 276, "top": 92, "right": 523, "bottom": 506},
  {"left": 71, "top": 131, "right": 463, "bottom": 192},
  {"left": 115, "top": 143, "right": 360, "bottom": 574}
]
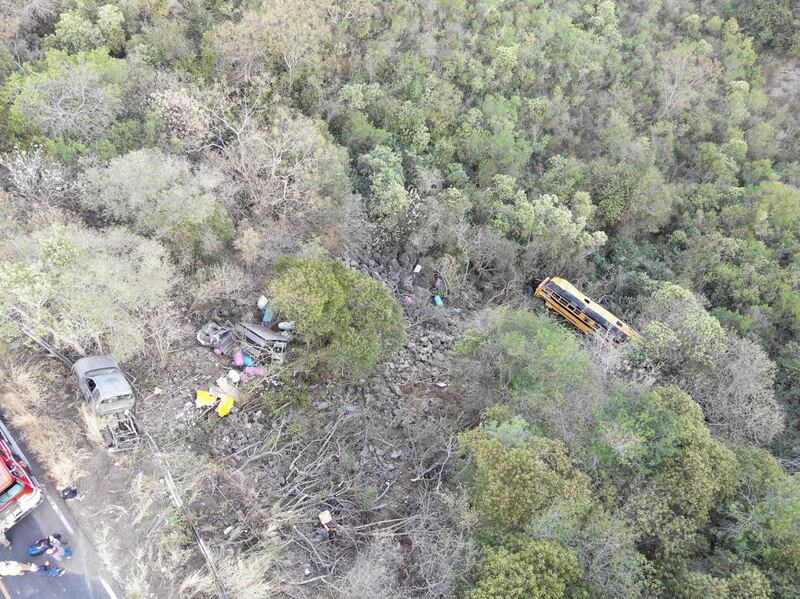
[{"left": 0, "top": 420, "right": 43, "bottom": 547}]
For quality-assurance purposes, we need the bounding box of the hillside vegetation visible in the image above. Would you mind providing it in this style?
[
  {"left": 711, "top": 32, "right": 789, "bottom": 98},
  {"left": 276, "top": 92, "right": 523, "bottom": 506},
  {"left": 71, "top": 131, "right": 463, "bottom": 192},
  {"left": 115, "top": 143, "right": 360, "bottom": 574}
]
[{"left": 1, "top": 0, "right": 799, "bottom": 597}]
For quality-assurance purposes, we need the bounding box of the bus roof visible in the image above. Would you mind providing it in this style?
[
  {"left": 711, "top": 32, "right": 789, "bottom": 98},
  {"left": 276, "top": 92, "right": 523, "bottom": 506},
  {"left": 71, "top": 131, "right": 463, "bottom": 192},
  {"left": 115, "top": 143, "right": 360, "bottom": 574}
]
[{"left": 546, "top": 277, "right": 625, "bottom": 326}]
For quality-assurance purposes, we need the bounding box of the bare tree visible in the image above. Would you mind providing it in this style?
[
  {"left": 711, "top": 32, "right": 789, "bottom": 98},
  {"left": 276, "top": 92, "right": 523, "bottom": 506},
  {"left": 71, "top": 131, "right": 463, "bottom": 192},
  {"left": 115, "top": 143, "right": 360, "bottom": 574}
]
[
  {"left": 0, "top": 0, "right": 61, "bottom": 44},
  {"left": 151, "top": 86, "right": 213, "bottom": 151},
  {"left": 529, "top": 504, "right": 646, "bottom": 598},
  {"left": 692, "top": 335, "right": 785, "bottom": 446},
  {"left": 211, "top": 1, "right": 332, "bottom": 88},
  {"left": 16, "top": 68, "right": 122, "bottom": 140},
  {"left": 0, "top": 146, "right": 72, "bottom": 213},
  {"left": 657, "top": 45, "right": 720, "bottom": 118}
]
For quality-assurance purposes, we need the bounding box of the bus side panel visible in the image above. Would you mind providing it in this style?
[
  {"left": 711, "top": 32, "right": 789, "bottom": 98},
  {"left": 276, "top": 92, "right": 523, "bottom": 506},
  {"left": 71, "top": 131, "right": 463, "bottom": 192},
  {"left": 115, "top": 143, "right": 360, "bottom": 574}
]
[{"left": 544, "top": 298, "right": 595, "bottom": 335}]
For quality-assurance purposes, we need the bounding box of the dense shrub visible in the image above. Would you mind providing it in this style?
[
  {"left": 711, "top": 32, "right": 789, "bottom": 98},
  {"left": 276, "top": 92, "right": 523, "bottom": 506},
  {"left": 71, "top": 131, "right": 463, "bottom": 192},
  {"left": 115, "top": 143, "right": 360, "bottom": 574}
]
[{"left": 269, "top": 258, "right": 406, "bottom": 378}]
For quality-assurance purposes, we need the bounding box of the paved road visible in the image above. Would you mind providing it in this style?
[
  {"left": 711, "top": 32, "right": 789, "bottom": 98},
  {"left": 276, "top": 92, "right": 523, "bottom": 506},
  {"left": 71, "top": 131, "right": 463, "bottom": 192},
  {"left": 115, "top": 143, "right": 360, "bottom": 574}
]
[{"left": 0, "top": 420, "right": 122, "bottom": 599}]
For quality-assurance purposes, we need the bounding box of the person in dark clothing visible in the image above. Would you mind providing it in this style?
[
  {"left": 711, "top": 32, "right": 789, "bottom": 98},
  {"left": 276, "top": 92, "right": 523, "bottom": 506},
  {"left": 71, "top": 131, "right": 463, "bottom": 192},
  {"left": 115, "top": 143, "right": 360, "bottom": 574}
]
[
  {"left": 59, "top": 486, "right": 83, "bottom": 501},
  {"left": 32, "top": 561, "right": 64, "bottom": 577}
]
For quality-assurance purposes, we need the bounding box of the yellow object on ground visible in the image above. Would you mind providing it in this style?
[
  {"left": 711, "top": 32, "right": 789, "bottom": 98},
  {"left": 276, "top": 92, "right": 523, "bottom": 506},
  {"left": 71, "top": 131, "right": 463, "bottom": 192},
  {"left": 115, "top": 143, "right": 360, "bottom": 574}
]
[
  {"left": 216, "top": 395, "right": 235, "bottom": 417},
  {"left": 195, "top": 389, "right": 218, "bottom": 407}
]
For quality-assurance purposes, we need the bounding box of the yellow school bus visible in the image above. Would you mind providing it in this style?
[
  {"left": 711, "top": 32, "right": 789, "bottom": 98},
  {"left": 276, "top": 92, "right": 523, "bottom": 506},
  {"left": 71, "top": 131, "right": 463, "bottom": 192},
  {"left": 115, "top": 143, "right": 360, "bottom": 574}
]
[{"left": 533, "top": 277, "right": 642, "bottom": 343}]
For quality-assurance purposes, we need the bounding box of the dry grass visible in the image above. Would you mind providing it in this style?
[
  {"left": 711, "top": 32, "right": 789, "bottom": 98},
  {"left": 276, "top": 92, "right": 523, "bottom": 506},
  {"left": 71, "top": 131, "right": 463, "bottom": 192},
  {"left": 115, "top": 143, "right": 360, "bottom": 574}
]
[
  {"left": 216, "top": 549, "right": 279, "bottom": 599},
  {"left": 0, "top": 360, "right": 49, "bottom": 414},
  {"left": 78, "top": 403, "right": 107, "bottom": 448},
  {"left": 121, "top": 545, "right": 152, "bottom": 599},
  {"left": 93, "top": 522, "right": 126, "bottom": 582},
  {"left": 179, "top": 567, "right": 218, "bottom": 598},
  {"left": 0, "top": 360, "right": 91, "bottom": 485},
  {"left": 2, "top": 360, "right": 284, "bottom": 598},
  {"left": 129, "top": 471, "right": 162, "bottom": 526}
]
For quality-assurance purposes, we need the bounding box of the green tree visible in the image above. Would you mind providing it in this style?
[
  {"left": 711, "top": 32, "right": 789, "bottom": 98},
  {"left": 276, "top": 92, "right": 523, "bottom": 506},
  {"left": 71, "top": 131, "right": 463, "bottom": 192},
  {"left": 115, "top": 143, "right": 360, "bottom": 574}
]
[
  {"left": 624, "top": 388, "right": 737, "bottom": 561},
  {"left": 487, "top": 175, "right": 606, "bottom": 273},
  {"left": 460, "top": 428, "right": 591, "bottom": 532},
  {"left": 635, "top": 282, "right": 725, "bottom": 380},
  {"left": 729, "top": 0, "right": 800, "bottom": 56},
  {"left": 528, "top": 502, "right": 646, "bottom": 598},
  {"left": 635, "top": 282, "right": 784, "bottom": 445},
  {"left": 468, "top": 537, "right": 582, "bottom": 599},
  {"left": 357, "top": 145, "right": 408, "bottom": 230},
  {"left": 97, "top": 5, "right": 126, "bottom": 54},
  {"left": 727, "top": 567, "right": 773, "bottom": 599},
  {"left": 721, "top": 449, "right": 800, "bottom": 596},
  {"left": 268, "top": 258, "right": 406, "bottom": 378},
  {"left": 50, "top": 12, "right": 103, "bottom": 53},
  {"left": 458, "top": 309, "right": 601, "bottom": 442}
]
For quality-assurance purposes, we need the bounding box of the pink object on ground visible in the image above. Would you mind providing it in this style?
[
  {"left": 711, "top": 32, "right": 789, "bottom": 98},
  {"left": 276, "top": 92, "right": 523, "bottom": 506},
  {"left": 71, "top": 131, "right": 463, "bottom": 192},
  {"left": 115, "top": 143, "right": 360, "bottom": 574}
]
[
  {"left": 244, "top": 366, "right": 267, "bottom": 377},
  {"left": 403, "top": 296, "right": 414, "bottom": 306},
  {"left": 233, "top": 351, "right": 244, "bottom": 367},
  {"left": 239, "top": 373, "right": 250, "bottom": 383},
  {"left": 213, "top": 347, "right": 223, "bottom": 355}
]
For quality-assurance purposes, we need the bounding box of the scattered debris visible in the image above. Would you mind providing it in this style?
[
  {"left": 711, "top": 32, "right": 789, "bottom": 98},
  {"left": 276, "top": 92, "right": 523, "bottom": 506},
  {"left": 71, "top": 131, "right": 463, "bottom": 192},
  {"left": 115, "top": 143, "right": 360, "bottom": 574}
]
[
  {"left": 215, "top": 377, "right": 240, "bottom": 400},
  {"left": 318, "top": 509, "right": 337, "bottom": 539},
  {"left": 234, "top": 322, "right": 289, "bottom": 362},
  {"left": 243, "top": 366, "right": 266, "bottom": 377},
  {"left": 191, "top": 301, "right": 290, "bottom": 420},
  {"left": 197, "top": 321, "right": 236, "bottom": 355},
  {"left": 216, "top": 396, "right": 234, "bottom": 418},
  {"left": 195, "top": 389, "right": 218, "bottom": 408},
  {"left": 318, "top": 510, "right": 333, "bottom": 528}
]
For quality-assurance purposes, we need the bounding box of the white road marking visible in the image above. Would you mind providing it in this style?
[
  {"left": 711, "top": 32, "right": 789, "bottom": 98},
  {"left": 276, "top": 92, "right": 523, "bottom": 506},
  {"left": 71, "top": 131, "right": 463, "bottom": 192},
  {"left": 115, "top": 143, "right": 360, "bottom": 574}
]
[
  {"left": 44, "top": 492, "right": 75, "bottom": 536},
  {"left": 100, "top": 577, "right": 119, "bottom": 599}
]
